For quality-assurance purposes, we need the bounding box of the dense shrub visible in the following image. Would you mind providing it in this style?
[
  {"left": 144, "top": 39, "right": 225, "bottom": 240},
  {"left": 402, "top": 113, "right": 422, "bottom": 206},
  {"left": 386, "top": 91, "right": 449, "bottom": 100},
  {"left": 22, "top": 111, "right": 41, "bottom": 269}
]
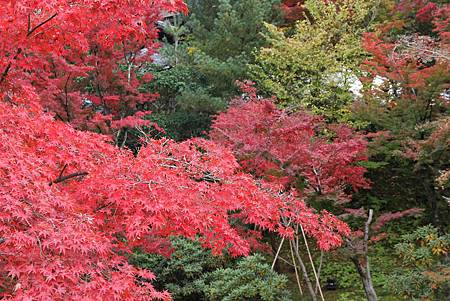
[{"left": 129, "top": 237, "right": 292, "bottom": 301}]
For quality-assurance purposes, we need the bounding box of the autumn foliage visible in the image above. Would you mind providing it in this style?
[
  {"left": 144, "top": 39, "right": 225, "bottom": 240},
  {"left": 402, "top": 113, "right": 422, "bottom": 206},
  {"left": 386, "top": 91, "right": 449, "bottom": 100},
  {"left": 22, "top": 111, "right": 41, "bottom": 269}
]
[
  {"left": 0, "top": 1, "right": 356, "bottom": 300},
  {"left": 0, "top": 95, "right": 354, "bottom": 299},
  {"left": 0, "top": 0, "right": 188, "bottom": 136},
  {"left": 361, "top": 1, "right": 449, "bottom": 109},
  {"left": 281, "top": 0, "right": 307, "bottom": 23},
  {"left": 211, "top": 81, "right": 370, "bottom": 203}
]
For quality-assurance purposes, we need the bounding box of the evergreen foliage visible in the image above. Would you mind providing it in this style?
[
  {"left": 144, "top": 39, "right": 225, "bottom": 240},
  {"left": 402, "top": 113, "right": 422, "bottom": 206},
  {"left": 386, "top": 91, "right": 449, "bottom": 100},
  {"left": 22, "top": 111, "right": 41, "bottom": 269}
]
[
  {"left": 387, "top": 226, "right": 450, "bottom": 300},
  {"left": 130, "top": 237, "right": 292, "bottom": 301}
]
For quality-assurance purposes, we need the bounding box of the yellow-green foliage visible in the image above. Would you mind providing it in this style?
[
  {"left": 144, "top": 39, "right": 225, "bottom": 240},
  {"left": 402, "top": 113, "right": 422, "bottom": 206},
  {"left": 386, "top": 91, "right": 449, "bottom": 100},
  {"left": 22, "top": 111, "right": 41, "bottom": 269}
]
[{"left": 250, "top": 0, "right": 377, "bottom": 122}]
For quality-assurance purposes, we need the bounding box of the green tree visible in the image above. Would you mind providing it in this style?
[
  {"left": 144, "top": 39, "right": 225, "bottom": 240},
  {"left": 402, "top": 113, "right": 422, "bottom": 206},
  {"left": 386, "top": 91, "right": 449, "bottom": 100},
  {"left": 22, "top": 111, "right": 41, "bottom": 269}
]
[
  {"left": 250, "top": 0, "right": 380, "bottom": 123},
  {"left": 143, "top": 0, "right": 281, "bottom": 141},
  {"left": 184, "top": 0, "right": 282, "bottom": 98}
]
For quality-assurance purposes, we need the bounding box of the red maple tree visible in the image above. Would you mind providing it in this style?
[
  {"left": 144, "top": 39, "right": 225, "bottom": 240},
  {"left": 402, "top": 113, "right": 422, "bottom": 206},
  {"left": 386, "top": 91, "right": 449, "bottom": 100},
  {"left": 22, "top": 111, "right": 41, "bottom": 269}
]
[
  {"left": 0, "top": 0, "right": 186, "bottom": 140},
  {"left": 210, "top": 81, "right": 368, "bottom": 301},
  {"left": 0, "top": 98, "right": 351, "bottom": 299},
  {"left": 211, "top": 81, "right": 370, "bottom": 204}
]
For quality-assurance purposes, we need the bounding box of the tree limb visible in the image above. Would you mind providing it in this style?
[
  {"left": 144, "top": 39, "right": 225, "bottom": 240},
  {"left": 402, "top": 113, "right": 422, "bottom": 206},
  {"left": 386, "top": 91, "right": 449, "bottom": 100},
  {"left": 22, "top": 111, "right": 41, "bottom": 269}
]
[{"left": 50, "top": 171, "right": 88, "bottom": 186}]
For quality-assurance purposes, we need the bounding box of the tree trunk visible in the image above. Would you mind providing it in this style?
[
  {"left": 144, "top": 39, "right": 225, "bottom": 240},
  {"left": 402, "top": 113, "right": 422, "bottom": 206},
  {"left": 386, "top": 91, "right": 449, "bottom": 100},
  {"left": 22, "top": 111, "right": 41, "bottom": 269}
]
[
  {"left": 352, "top": 209, "right": 378, "bottom": 301},
  {"left": 352, "top": 257, "right": 378, "bottom": 301}
]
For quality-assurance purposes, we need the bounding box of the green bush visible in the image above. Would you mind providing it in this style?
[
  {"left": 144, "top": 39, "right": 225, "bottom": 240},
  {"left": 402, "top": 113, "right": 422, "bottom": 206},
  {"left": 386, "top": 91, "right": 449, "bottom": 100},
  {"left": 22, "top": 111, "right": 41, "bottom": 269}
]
[
  {"left": 336, "top": 291, "right": 366, "bottom": 301},
  {"left": 150, "top": 88, "right": 226, "bottom": 141},
  {"left": 320, "top": 244, "right": 396, "bottom": 290},
  {"left": 195, "top": 254, "right": 292, "bottom": 301},
  {"left": 320, "top": 260, "right": 361, "bottom": 290},
  {"left": 386, "top": 226, "right": 450, "bottom": 300},
  {"left": 129, "top": 237, "right": 228, "bottom": 300},
  {"left": 129, "top": 237, "right": 292, "bottom": 301}
]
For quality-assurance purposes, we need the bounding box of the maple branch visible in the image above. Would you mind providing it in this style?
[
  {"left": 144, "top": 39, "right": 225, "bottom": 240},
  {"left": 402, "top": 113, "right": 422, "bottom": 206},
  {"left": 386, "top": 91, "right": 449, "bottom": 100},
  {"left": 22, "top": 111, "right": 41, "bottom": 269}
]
[
  {"left": 54, "top": 113, "right": 65, "bottom": 121},
  {"left": 312, "top": 167, "right": 323, "bottom": 194},
  {"left": 120, "top": 129, "right": 128, "bottom": 148},
  {"left": 1, "top": 64, "right": 12, "bottom": 83},
  {"left": 3, "top": 92, "right": 18, "bottom": 105},
  {"left": 36, "top": 237, "right": 44, "bottom": 258},
  {"left": 159, "top": 164, "right": 177, "bottom": 169},
  {"left": 50, "top": 171, "right": 88, "bottom": 186},
  {"left": 63, "top": 74, "right": 72, "bottom": 122},
  {"left": 1, "top": 12, "right": 57, "bottom": 84},
  {"left": 197, "top": 172, "right": 221, "bottom": 183},
  {"left": 27, "top": 14, "right": 31, "bottom": 33},
  {"left": 27, "top": 13, "right": 58, "bottom": 37},
  {"left": 19, "top": 199, "right": 56, "bottom": 229},
  {"left": 0, "top": 48, "right": 22, "bottom": 84}
]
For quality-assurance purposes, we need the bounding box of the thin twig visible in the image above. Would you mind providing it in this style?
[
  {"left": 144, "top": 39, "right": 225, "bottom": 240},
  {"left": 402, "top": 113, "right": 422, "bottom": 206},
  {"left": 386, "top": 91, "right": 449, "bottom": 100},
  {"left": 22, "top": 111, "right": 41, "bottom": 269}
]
[
  {"left": 1, "top": 12, "right": 58, "bottom": 84},
  {"left": 0, "top": 49, "right": 22, "bottom": 83},
  {"left": 120, "top": 129, "right": 128, "bottom": 148},
  {"left": 94, "top": 202, "right": 113, "bottom": 213},
  {"left": 278, "top": 256, "right": 295, "bottom": 267},
  {"left": 36, "top": 237, "right": 44, "bottom": 258},
  {"left": 57, "top": 164, "right": 68, "bottom": 180}
]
